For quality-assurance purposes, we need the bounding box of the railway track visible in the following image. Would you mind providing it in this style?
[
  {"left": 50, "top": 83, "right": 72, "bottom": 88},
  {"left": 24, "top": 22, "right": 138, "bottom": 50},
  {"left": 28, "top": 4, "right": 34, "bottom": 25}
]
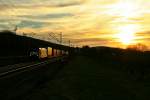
[
  {"left": 0, "top": 56, "right": 30, "bottom": 67},
  {"left": 0, "top": 56, "right": 68, "bottom": 79},
  {"left": 0, "top": 55, "right": 69, "bottom": 100}
]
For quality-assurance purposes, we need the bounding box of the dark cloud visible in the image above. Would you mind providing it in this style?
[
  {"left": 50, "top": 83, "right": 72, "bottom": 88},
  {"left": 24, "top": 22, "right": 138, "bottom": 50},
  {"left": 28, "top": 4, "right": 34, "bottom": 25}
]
[
  {"left": 0, "top": 19, "right": 20, "bottom": 30},
  {"left": 18, "top": 20, "right": 53, "bottom": 28},
  {"left": 18, "top": 13, "right": 74, "bottom": 19},
  {"left": 0, "top": 0, "right": 85, "bottom": 8},
  {"left": 72, "top": 38, "right": 113, "bottom": 43},
  {"left": 134, "top": 31, "right": 150, "bottom": 41},
  {"left": 69, "top": 37, "right": 121, "bottom": 47},
  {"left": 16, "top": 13, "right": 74, "bottom": 29},
  {"left": 0, "top": 25, "right": 9, "bottom": 30},
  {"left": 136, "top": 31, "right": 150, "bottom": 35},
  {"left": 55, "top": 1, "right": 84, "bottom": 7}
]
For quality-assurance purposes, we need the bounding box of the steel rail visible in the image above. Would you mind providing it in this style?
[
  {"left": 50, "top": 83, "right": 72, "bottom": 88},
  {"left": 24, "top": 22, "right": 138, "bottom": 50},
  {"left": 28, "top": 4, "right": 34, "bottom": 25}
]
[{"left": 0, "top": 56, "right": 67, "bottom": 78}]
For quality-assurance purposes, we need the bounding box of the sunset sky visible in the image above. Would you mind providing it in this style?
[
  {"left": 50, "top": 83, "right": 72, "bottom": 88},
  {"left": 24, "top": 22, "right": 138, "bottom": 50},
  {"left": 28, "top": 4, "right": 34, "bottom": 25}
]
[{"left": 0, "top": 0, "right": 150, "bottom": 48}]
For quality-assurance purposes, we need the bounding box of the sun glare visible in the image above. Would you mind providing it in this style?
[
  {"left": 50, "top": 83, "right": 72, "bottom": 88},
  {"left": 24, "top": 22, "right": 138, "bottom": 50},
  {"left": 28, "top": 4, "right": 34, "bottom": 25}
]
[
  {"left": 116, "top": 25, "right": 138, "bottom": 45},
  {"left": 108, "top": 1, "right": 139, "bottom": 18}
]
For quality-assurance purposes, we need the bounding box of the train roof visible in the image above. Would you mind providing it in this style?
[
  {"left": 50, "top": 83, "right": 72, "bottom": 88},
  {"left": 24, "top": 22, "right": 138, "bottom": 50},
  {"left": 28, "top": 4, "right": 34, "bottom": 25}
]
[{"left": 0, "top": 31, "right": 70, "bottom": 50}]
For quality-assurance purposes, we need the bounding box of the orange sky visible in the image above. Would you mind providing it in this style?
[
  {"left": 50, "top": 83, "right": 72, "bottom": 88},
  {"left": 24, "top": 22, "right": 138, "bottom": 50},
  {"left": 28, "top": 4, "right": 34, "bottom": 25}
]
[{"left": 0, "top": 0, "right": 150, "bottom": 48}]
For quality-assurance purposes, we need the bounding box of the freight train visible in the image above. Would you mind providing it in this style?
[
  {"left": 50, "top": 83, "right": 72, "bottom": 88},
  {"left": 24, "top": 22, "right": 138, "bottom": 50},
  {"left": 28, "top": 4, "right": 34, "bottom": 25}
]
[{"left": 29, "top": 47, "right": 68, "bottom": 60}]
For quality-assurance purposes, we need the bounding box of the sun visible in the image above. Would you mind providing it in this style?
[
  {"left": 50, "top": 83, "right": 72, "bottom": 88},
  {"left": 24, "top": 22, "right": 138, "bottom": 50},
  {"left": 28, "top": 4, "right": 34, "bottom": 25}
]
[{"left": 116, "top": 25, "right": 138, "bottom": 45}]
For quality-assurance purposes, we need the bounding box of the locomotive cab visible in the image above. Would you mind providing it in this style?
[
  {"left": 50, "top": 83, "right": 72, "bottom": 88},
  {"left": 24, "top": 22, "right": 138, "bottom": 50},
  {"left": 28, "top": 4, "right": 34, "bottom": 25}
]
[{"left": 29, "top": 48, "right": 39, "bottom": 60}]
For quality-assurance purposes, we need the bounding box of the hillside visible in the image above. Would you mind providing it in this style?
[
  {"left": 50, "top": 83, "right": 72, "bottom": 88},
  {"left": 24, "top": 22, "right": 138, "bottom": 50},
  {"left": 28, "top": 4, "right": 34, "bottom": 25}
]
[{"left": 22, "top": 56, "right": 150, "bottom": 100}]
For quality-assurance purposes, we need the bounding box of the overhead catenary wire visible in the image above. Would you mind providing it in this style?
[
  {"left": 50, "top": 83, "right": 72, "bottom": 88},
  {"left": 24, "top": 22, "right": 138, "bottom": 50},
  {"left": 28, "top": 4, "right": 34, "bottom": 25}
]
[
  {"left": 48, "top": 32, "right": 72, "bottom": 47},
  {"left": 48, "top": 32, "right": 61, "bottom": 44},
  {"left": 0, "top": 1, "right": 76, "bottom": 47}
]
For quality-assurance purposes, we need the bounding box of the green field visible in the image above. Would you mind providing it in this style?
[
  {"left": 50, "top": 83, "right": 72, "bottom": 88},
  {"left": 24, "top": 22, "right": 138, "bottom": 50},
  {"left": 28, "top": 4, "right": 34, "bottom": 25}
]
[{"left": 23, "top": 56, "right": 150, "bottom": 100}]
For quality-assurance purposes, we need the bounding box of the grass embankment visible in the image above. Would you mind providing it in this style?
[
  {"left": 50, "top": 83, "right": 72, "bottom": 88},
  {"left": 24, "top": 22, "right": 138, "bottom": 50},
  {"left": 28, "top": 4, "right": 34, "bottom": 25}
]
[{"left": 23, "top": 56, "right": 150, "bottom": 100}]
